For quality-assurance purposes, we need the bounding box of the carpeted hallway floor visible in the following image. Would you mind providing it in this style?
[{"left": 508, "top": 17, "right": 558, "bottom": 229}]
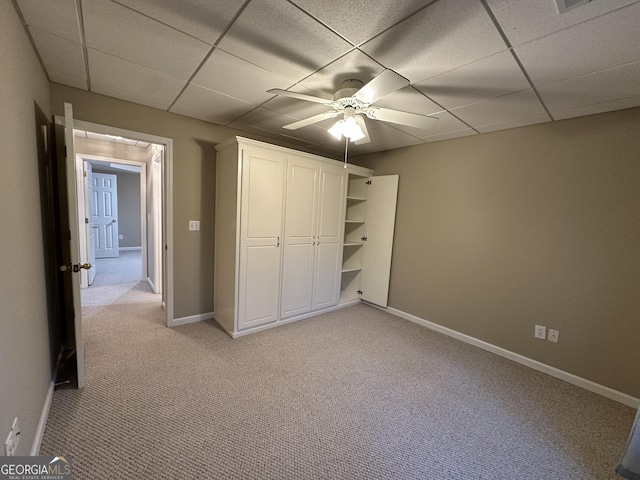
[{"left": 40, "top": 283, "right": 634, "bottom": 479}]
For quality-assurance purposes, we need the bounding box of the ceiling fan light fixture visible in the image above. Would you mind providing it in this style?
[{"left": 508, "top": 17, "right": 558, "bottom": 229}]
[{"left": 328, "top": 115, "right": 365, "bottom": 142}]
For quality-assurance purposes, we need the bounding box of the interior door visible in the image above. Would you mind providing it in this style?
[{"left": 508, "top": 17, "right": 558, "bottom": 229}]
[
  {"left": 361, "top": 175, "right": 399, "bottom": 308},
  {"left": 59, "top": 102, "right": 85, "bottom": 388},
  {"left": 92, "top": 172, "right": 120, "bottom": 258},
  {"left": 85, "top": 162, "right": 96, "bottom": 285}
]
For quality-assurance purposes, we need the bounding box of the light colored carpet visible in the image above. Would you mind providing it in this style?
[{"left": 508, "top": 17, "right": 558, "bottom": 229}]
[
  {"left": 40, "top": 289, "right": 634, "bottom": 479},
  {"left": 82, "top": 250, "right": 144, "bottom": 307}
]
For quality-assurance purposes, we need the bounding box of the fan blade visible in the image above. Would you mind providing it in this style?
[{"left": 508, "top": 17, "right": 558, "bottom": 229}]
[
  {"left": 267, "top": 88, "right": 332, "bottom": 105},
  {"left": 282, "top": 111, "right": 339, "bottom": 130},
  {"left": 354, "top": 69, "right": 410, "bottom": 105},
  {"left": 365, "top": 107, "right": 438, "bottom": 129},
  {"left": 354, "top": 116, "right": 370, "bottom": 145}
]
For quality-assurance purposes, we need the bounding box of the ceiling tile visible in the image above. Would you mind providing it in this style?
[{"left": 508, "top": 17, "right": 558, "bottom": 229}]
[
  {"left": 360, "top": 0, "right": 508, "bottom": 84},
  {"left": 424, "top": 128, "right": 477, "bottom": 142},
  {"left": 15, "top": 0, "right": 80, "bottom": 43},
  {"left": 515, "top": 3, "right": 640, "bottom": 86},
  {"left": 374, "top": 87, "right": 443, "bottom": 116},
  {"left": 364, "top": 124, "right": 424, "bottom": 150},
  {"left": 415, "top": 51, "right": 530, "bottom": 110},
  {"left": 451, "top": 89, "right": 547, "bottom": 127},
  {"left": 48, "top": 68, "right": 88, "bottom": 90},
  {"left": 82, "top": 0, "right": 210, "bottom": 80},
  {"left": 263, "top": 87, "right": 332, "bottom": 119},
  {"left": 192, "top": 49, "right": 291, "bottom": 105},
  {"left": 89, "top": 49, "right": 185, "bottom": 103},
  {"left": 228, "top": 107, "right": 302, "bottom": 134},
  {"left": 475, "top": 114, "right": 551, "bottom": 133},
  {"left": 537, "top": 61, "right": 640, "bottom": 115},
  {"left": 299, "top": 50, "right": 384, "bottom": 97},
  {"left": 391, "top": 111, "right": 472, "bottom": 138},
  {"left": 29, "top": 28, "right": 85, "bottom": 79},
  {"left": 217, "top": 0, "right": 353, "bottom": 82},
  {"left": 289, "top": 0, "right": 435, "bottom": 45},
  {"left": 486, "top": 0, "right": 639, "bottom": 46},
  {"left": 170, "top": 83, "right": 254, "bottom": 125},
  {"left": 92, "top": 82, "right": 172, "bottom": 110},
  {"left": 552, "top": 95, "right": 640, "bottom": 121},
  {"left": 112, "top": 0, "right": 245, "bottom": 45}
]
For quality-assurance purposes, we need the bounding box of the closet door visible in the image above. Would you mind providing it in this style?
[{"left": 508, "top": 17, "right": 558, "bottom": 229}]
[
  {"left": 280, "top": 157, "right": 318, "bottom": 319},
  {"left": 361, "top": 175, "right": 399, "bottom": 307},
  {"left": 312, "top": 164, "right": 346, "bottom": 309},
  {"left": 238, "top": 149, "right": 285, "bottom": 330}
]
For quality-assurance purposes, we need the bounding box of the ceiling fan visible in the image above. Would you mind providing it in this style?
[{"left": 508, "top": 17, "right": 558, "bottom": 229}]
[{"left": 267, "top": 69, "right": 438, "bottom": 145}]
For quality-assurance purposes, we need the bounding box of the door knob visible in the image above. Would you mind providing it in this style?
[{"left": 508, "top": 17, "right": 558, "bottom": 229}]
[{"left": 59, "top": 263, "right": 92, "bottom": 272}]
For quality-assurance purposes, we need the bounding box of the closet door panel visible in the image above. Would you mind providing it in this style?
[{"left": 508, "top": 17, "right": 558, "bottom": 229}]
[
  {"left": 313, "top": 241, "right": 342, "bottom": 309},
  {"left": 239, "top": 244, "right": 281, "bottom": 328},
  {"left": 281, "top": 158, "right": 318, "bottom": 319},
  {"left": 238, "top": 149, "right": 284, "bottom": 330}
]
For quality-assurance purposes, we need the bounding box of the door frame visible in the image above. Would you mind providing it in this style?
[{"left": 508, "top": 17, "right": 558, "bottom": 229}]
[
  {"left": 78, "top": 154, "right": 148, "bottom": 289},
  {"left": 55, "top": 116, "right": 175, "bottom": 325}
]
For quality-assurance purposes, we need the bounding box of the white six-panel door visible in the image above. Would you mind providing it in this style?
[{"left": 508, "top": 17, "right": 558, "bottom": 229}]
[{"left": 238, "top": 149, "right": 285, "bottom": 330}]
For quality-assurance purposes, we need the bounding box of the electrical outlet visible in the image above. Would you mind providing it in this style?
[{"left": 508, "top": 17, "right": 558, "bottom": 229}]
[
  {"left": 548, "top": 329, "right": 560, "bottom": 343},
  {"left": 535, "top": 325, "right": 546, "bottom": 339},
  {"left": 188, "top": 220, "right": 200, "bottom": 231},
  {"left": 118, "top": 234, "right": 124, "bottom": 240},
  {"left": 4, "top": 417, "right": 19, "bottom": 456}
]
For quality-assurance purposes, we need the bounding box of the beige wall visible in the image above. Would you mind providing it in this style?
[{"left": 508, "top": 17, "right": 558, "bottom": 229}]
[
  {"left": 50, "top": 84, "right": 247, "bottom": 318},
  {"left": 356, "top": 107, "right": 640, "bottom": 398},
  {"left": 0, "top": 2, "right": 54, "bottom": 454}
]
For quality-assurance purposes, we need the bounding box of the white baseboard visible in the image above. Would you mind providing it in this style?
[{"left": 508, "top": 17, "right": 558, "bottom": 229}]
[
  {"left": 384, "top": 306, "right": 640, "bottom": 409},
  {"left": 119, "top": 246, "right": 142, "bottom": 251},
  {"left": 170, "top": 311, "right": 214, "bottom": 327},
  {"left": 31, "top": 380, "right": 55, "bottom": 456}
]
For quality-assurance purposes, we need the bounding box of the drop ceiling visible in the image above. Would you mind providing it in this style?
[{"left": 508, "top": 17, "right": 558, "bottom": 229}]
[{"left": 13, "top": 0, "right": 640, "bottom": 157}]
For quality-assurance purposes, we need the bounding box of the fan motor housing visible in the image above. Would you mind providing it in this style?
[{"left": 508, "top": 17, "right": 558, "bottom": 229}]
[{"left": 333, "top": 79, "right": 366, "bottom": 108}]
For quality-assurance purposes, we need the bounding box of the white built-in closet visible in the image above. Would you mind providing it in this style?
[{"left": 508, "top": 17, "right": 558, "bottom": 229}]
[{"left": 214, "top": 137, "right": 398, "bottom": 337}]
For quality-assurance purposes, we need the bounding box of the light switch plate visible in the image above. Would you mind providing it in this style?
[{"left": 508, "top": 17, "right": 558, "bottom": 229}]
[{"left": 188, "top": 220, "right": 200, "bottom": 231}]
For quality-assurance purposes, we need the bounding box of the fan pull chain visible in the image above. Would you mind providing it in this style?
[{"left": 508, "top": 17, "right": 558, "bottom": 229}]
[{"left": 344, "top": 136, "right": 349, "bottom": 168}]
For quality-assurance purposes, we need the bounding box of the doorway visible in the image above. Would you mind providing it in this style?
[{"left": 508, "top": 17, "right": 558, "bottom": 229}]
[{"left": 71, "top": 119, "right": 174, "bottom": 325}]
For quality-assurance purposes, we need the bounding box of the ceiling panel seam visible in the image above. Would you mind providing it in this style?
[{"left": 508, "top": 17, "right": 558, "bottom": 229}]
[
  {"left": 75, "top": 0, "right": 91, "bottom": 90},
  {"left": 167, "top": 0, "right": 253, "bottom": 112},
  {"left": 10, "top": 0, "right": 51, "bottom": 83},
  {"left": 479, "top": 0, "right": 555, "bottom": 121}
]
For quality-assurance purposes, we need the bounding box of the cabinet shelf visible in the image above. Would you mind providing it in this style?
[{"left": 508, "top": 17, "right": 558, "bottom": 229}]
[
  {"left": 346, "top": 195, "right": 366, "bottom": 201},
  {"left": 345, "top": 219, "right": 365, "bottom": 224},
  {"left": 343, "top": 242, "right": 363, "bottom": 247},
  {"left": 341, "top": 266, "right": 361, "bottom": 273}
]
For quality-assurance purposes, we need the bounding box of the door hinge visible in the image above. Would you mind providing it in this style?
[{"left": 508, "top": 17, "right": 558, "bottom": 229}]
[
  {"left": 64, "top": 146, "right": 67, "bottom": 158},
  {"left": 365, "top": 180, "right": 372, "bottom": 185},
  {"left": 361, "top": 235, "right": 367, "bottom": 242},
  {"left": 71, "top": 308, "right": 75, "bottom": 320},
  {"left": 357, "top": 290, "right": 363, "bottom": 295},
  {"left": 83, "top": 170, "right": 87, "bottom": 177},
  {"left": 68, "top": 230, "right": 72, "bottom": 241},
  {"left": 85, "top": 217, "right": 89, "bottom": 224}
]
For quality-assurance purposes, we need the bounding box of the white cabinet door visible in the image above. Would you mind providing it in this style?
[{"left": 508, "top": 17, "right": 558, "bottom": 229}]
[
  {"left": 281, "top": 158, "right": 318, "bottom": 319},
  {"left": 312, "top": 164, "right": 346, "bottom": 309},
  {"left": 238, "top": 149, "right": 284, "bottom": 330},
  {"left": 361, "top": 175, "right": 399, "bottom": 307}
]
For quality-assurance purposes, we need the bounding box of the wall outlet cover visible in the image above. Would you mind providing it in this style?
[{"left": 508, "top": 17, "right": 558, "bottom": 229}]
[
  {"left": 548, "top": 329, "right": 560, "bottom": 343},
  {"left": 535, "top": 325, "right": 546, "bottom": 339}
]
